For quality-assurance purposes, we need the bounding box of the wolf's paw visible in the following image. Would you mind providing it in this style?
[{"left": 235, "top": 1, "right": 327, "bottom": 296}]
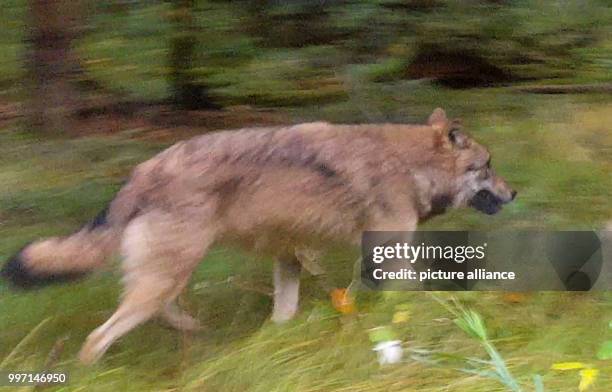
[
  {"left": 271, "top": 310, "right": 296, "bottom": 324},
  {"left": 161, "top": 305, "right": 202, "bottom": 332},
  {"left": 78, "top": 334, "right": 106, "bottom": 365}
]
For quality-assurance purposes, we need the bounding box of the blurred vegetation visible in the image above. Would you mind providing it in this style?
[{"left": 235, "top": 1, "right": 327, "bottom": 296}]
[
  {"left": 2, "top": 0, "right": 612, "bottom": 107},
  {"left": 0, "top": 0, "right": 611, "bottom": 391}
]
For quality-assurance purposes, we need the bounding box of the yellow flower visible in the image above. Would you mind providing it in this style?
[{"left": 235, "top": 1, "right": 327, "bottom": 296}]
[
  {"left": 550, "top": 362, "right": 588, "bottom": 370},
  {"left": 392, "top": 310, "right": 410, "bottom": 324},
  {"left": 578, "top": 368, "right": 599, "bottom": 391}
]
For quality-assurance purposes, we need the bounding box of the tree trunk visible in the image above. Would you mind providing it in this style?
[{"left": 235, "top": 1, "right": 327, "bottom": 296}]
[
  {"left": 168, "top": 0, "right": 219, "bottom": 110},
  {"left": 26, "top": 0, "right": 84, "bottom": 134}
]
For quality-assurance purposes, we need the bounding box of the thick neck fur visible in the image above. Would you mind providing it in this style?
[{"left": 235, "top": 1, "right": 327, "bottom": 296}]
[
  {"left": 410, "top": 166, "right": 457, "bottom": 219},
  {"left": 383, "top": 126, "right": 458, "bottom": 219}
]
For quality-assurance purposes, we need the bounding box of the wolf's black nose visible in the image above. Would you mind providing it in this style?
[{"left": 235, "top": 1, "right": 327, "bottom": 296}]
[{"left": 511, "top": 190, "right": 517, "bottom": 200}]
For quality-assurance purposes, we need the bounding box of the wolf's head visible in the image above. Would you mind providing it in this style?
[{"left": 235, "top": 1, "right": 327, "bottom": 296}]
[{"left": 428, "top": 108, "right": 517, "bottom": 215}]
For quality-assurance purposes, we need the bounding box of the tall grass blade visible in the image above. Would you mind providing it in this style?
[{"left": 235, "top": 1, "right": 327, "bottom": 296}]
[{"left": 0, "top": 317, "right": 52, "bottom": 369}]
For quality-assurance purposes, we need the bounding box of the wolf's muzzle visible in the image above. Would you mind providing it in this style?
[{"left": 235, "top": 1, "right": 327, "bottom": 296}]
[{"left": 469, "top": 190, "right": 504, "bottom": 215}]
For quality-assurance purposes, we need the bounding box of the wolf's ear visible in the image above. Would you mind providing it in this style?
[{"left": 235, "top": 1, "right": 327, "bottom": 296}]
[{"left": 428, "top": 108, "right": 448, "bottom": 130}]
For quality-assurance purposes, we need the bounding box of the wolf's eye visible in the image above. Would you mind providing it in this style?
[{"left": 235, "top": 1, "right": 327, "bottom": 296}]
[
  {"left": 449, "top": 127, "right": 466, "bottom": 144},
  {"left": 448, "top": 126, "right": 469, "bottom": 149}
]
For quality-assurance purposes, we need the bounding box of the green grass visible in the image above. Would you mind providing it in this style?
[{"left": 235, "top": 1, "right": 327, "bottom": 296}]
[{"left": 0, "top": 87, "right": 610, "bottom": 391}]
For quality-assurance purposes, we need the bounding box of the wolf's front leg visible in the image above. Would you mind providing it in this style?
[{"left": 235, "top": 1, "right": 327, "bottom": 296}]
[{"left": 271, "top": 255, "right": 302, "bottom": 323}]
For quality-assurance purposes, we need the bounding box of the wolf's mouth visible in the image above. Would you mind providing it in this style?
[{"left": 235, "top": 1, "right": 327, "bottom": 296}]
[{"left": 469, "top": 190, "right": 503, "bottom": 215}]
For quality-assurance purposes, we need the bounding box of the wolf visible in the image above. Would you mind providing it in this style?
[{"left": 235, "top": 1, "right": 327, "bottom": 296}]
[{"left": 1, "top": 108, "right": 516, "bottom": 364}]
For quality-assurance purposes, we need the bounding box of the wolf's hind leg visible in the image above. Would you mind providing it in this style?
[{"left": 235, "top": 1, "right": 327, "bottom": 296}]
[
  {"left": 78, "top": 274, "right": 172, "bottom": 364},
  {"left": 295, "top": 248, "right": 325, "bottom": 276},
  {"left": 271, "top": 255, "right": 302, "bottom": 323},
  {"left": 160, "top": 281, "right": 202, "bottom": 333},
  {"left": 79, "top": 210, "right": 215, "bottom": 364},
  {"left": 157, "top": 227, "right": 214, "bottom": 332}
]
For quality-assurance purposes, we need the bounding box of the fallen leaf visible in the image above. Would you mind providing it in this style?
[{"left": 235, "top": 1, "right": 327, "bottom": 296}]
[
  {"left": 502, "top": 293, "right": 529, "bottom": 303},
  {"left": 331, "top": 288, "right": 356, "bottom": 314}
]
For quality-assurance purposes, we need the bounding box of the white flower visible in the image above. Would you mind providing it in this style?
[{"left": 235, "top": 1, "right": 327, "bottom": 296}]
[{"left": 373, "top": 340, "right": 403, "bottom": 365}]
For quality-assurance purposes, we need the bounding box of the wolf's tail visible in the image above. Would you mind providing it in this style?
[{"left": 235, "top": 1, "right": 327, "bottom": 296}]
[{"left": 0, "top": 207, "right": 123, "bottom": 289}]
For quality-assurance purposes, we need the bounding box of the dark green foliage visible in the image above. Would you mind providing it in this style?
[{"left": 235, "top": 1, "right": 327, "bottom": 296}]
[
  {"left": 0, "top": 1, "right": 610, "bottom": 107},
  {"left": 52, "top": 0, "right": 612, "bottom": 105}
]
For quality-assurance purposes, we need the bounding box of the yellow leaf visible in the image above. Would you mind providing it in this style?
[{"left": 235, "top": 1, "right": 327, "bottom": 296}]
[
  {"left": 331, "top": 288, "right": 356, "bottom": 314},
  {"left": 502, "top": 292, "right": 529, "bottom": 303},
  {"left": 550, "top": 362, "right": 588, "bottom": 370},
  {"left": 579, "top": 368, "right": 599, "bottom": 391},
  {"left": 392, "top": 311, "right": 410, "bottom": 324}
]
